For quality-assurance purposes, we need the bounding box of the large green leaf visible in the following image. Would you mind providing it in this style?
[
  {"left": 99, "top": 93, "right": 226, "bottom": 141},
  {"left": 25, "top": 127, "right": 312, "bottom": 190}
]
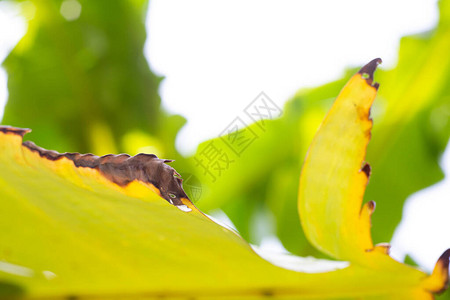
[
  {"left": 0, "top": 60, "right": 448, "bottom": 299},
  {"left": 191, "top": 0, "right": 450, "bottom": 257}
]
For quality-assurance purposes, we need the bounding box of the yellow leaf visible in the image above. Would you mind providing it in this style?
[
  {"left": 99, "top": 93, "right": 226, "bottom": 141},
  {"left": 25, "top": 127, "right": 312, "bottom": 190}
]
[
  {"left": 298, "top": 58, "right": 381, "bottom": 260},
  {"left": 298, "top": 58, "right": 449, "bottom": 294}
]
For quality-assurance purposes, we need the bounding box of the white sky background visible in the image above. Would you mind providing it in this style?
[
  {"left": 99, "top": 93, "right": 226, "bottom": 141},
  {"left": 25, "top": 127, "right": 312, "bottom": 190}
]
[
  {"left": 146, "top": 0, "right": 439, "bottom": 154},
  {"left": 0, "top": 0, "right": 448, "bottom": 272}
]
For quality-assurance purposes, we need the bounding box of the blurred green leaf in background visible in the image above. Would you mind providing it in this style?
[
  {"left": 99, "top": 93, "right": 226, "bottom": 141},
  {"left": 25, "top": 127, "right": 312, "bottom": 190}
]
[{"left": 1, "top": 0, "right": 186, "bottom": 165}]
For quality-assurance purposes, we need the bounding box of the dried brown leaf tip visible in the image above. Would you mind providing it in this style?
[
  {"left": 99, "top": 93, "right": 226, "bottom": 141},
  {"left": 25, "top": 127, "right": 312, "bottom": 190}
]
[
  {"left": 420, "top": 248, "right": 450, "bottom": 294},
  {"left": 437, "top": 249, "right": 450, "bottom": 291},
  {"left": 0, "top": 126, "right": 189, "bottom": 207},
  {"left": 358, "top": 58, "right": 382, "bottom": 89}
]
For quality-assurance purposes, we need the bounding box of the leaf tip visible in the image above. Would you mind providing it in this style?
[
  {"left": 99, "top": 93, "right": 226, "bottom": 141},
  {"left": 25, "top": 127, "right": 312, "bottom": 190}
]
[
  {"left": 423, "top": 248, "right": 450, "bottom": 294},
  {"left": 434, "top": 248, "right": 450, "bottom": 292},
  {"left": 358, "top": 58, "right": 382, "bottom": 89}
]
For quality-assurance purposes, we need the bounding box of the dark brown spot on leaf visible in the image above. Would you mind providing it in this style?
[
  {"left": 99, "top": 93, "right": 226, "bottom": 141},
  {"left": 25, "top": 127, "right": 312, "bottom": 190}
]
[
  {"left": 361, "top": 163, "right": 371, "bottom": 178},
  {"left": 367, "top": 200, "right": 376, "bottom": 212}
]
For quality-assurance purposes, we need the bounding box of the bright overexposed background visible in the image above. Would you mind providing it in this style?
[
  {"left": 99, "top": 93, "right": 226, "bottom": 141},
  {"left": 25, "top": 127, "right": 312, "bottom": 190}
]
[
  {"left": 145, "top": 0, "right": 439, "bottom": 154},
  {"left": 0, "top": 0, "right": 448, "bottom": 272}
]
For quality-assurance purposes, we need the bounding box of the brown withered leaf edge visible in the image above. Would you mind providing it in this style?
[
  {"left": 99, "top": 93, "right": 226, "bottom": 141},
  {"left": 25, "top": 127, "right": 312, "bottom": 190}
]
[
  {"left": 0, "top": 126, "right": 189, "bottom": 207},
  {"left": 358, "top": 57, "right": 382, "bottom": 89}
]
